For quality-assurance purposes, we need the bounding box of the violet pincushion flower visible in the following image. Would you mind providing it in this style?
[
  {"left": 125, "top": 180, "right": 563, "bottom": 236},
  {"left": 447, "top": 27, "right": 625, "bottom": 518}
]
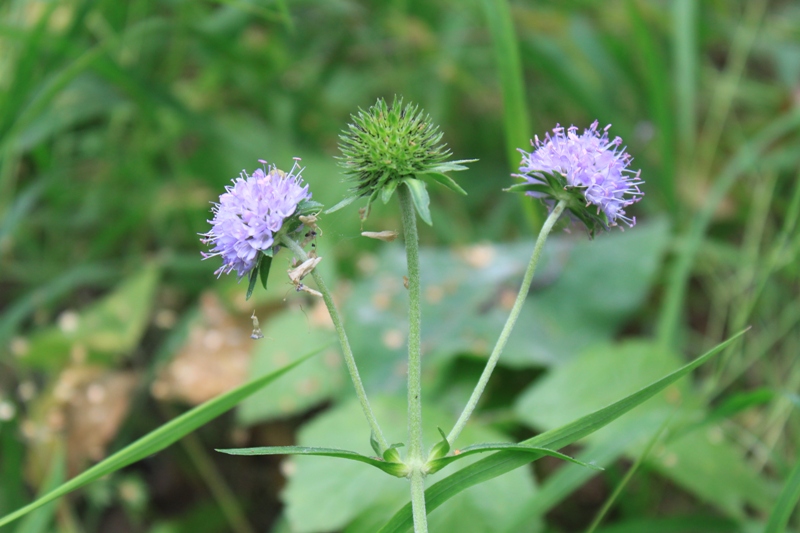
[
  {"left": 513, "top": 121, "right": 644, "bottom": 235},
  {"left": 201, "top": 160, "right": 312, "bottom": 279}
]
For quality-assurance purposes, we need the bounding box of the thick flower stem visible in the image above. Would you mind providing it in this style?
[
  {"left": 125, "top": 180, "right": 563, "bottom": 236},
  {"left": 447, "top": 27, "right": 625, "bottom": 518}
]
[
  {"left": 409, "top": 468, "right": 428, "bottom": 533},
  {"left": 280, "top": 235, "right": 389, "bottom": 453},
  {"left": 446, "top": 200, "right": 567, "bottom": 446},
  {"left": 397, "top": 185, "right": 427, "bottom": 533}
]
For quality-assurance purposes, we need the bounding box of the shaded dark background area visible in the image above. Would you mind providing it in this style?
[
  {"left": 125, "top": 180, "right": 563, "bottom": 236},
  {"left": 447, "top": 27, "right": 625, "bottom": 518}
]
[{"left": 1, "top": 0, "right": 799, "bottom": 532}]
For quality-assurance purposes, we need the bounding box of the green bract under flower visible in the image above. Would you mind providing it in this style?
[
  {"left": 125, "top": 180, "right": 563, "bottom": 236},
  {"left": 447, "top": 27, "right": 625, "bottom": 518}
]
[{"left": 332, "top": 97, "right": 474, "bottom": 224}]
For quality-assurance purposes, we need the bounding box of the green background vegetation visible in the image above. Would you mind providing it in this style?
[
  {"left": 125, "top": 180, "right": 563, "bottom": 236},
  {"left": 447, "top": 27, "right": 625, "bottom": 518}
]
[{"left": 1, "top": 0, "right": 799, "bottom": 532}]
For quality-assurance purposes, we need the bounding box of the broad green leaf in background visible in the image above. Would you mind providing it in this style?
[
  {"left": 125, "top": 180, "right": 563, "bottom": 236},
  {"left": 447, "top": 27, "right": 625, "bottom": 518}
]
[
  {"left": 237, "top": 309, "right": 341, "bottom": 424},
  {"left": 281, "top": 397, "right": 536, "bottom": 533},
  {"left": 344, "top": 219, "right": 669, "bottom": 393},
  {"left": 0, "top": 349, "right": 318, "bottom": 529},
  {"left": 11, "top": 264, "right": 160, "bottom": 370},
  {"left": 515, "top": 340, "right": 774, "bottom": 519},
  {"left": 377, "top": 331, "right": 745, "bottom": 532}
]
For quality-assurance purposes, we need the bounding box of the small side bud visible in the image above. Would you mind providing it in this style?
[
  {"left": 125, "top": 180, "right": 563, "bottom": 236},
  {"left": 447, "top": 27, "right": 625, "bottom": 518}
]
[
  {"left": 382, "top": 442, "right": 405, "bottom": 465},
  {"left": 428, "top": 428, "right": 450, "bottom": 461}
]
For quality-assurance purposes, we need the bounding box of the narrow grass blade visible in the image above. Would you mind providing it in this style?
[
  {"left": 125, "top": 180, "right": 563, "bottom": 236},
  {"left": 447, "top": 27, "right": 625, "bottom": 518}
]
[
  {"left": 217, "top": 446, "right": 407, "bottom": 477},
  {"left": 673, "top": 0, "right": 698, "bottom": 153},
  {"left": 765, "top": 457, "right": 800, "bottom": 533},
  {"left": 324, "top": 195, "right": 357, "bottom": 214},
  {"left": 657, "top": 111, "right": 800, "bottom": 347},
  {"left": 13, "top": 447, "right": 65, "bottom": 533},
  {"left": 425, "top": 443, "right": 602, "bottom": 475},
  {"left": 584, "top": 415, "right": 672, "bottom": 533},
  {"left": 0, "top": 348, "right": 321, "bottom": 529},
  {"left": 480, "top": 0, "right": 529, "bottom": 169},
  {"left": 0, "top": 264, "right": 116, "bottom": 346},
  {"left": 480, "top": 0, "right": 540, "bottom": 228},
  {"left": 627, "top": 0, "right": 676, "bottom": 211},
  {"left": 377, "top": 329, "right": 747, "bottom": 533}
]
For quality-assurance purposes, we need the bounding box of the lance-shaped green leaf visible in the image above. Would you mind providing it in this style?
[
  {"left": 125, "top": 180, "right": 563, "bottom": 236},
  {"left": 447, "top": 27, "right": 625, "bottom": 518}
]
[
  {"left": 416, "top": 171, "right": 467, "bottom": 196},
  {"left": 425, "top": 160, "right": 477, "bottom": 173},
  {"left": 377, "top": 329, "right": 747, "bottom": 533},
  {"left": 425, "top": 443, "right": 602, "bottom": 476},
  {"left": 296, "top": 199, "right": 324, "bottom": 217},
  {"left": 403, "top": 178, "right": 432, "bottom": 225},
  {"left": 259, "top": 251, "right": 273, "bottom": 290},
  {"left": 324, "top": 195, "right": 357, "bottom": 215},
  {"left": 503, "top": 182, "right": 550, "bottom": 195},
  {"left": 381, "top": 179, "right": 400, "bottom": 204},
  {"left": 216, "top": 446, "right": 410, "bottom": 478},
  {"left": 246, "top": 258, "right": 260, "bottom": 300},
  {"left": 0, "top": 348, "right": 322, "bottom": 529}
]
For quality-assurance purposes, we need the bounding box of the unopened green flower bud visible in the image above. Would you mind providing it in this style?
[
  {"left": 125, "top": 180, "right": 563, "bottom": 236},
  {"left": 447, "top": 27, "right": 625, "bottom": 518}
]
[{"left": 332, "top": 97, "right": 474, "bottom": 223}]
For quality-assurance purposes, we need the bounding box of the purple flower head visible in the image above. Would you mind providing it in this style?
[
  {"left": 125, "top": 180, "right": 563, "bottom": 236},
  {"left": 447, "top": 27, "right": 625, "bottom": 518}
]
[
  {"left": 516, "top": 121, "right": 644, "bottom": 232},
  {"left": 201, "top": 160, "right": 311, "bottom": 279}
]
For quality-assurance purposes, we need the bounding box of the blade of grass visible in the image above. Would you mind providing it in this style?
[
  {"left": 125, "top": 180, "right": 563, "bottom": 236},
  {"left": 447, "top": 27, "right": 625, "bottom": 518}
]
[
  {"left": 585, "top": 415, "right": 672, "bottom": 533},
  {"left": 657, "top": 110, "right": 800, "bottom": 348},
  {"left": 0, "top": 264, "right": 117, "bottom": 347},
  {"left": 378, "top": 330, "right": 747, "bottom": 532},
  {"left": 0, "top": 416, "right": 26, "bottom": 516},
  {"left": 764, "top": 457, "right": 800, "bottom": 533},
  {"left": 503, "top": 435, "right": 629, "bottom": 533},
  {"left": 13, "top": 447, "right": 65, "bottom": 533},
  {"left": 626, "top": 0, "right": 676, "bottom": 211},
  {"left": 0, "top": 347, "right": 322, "bottom": 529},
  {"left": 693, "top": 0, "right": 768, "bottom": 186},
  {"left": 673, "top": 0, "right": 698, "bottom": 155},
  {"left": 520, "top": 35, "right": 608, "bottom": 122},
  {"left": 216, "top": 446, "right": 409, "bottom": 477},
  {"left": 165, "top": 406, "right": 256, "bottom": 533},
  {"left": 209, "top": 0, "right": 291, "bottom": 28},
  {"left": 480, "top": 0, "right": 540, "bottom": 229}
]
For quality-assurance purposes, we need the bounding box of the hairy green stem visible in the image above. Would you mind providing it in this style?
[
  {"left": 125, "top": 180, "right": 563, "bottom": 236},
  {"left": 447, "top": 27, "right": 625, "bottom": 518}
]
[
  {"left": 409, "top": 468, "right": 428, "bottom": 533},
  {"left": 281, "top": 235, "right": 389, "bottom": 452},
  {"left": 397, "top": 185, "right": 427, "bottom": 532},
  {"left": 446, "top": 200, "right": 566, "bottom": 446}
]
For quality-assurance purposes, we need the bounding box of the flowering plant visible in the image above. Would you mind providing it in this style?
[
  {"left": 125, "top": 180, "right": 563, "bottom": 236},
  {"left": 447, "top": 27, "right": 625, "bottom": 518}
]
[
  {"left": 201, "top": 160, "right": 323, "bottom": 299},
  {"left": 510, "top": 121, "right": 644, "bottom": 236},
  {"left": 0, "top": 100, "right": 748, "bottom": 533},
  {"left": 199, "top": 105, "right": 741, "bottom": 533},
  {"left": 191, "top": 101, "right": 722, "bottom": 531}
]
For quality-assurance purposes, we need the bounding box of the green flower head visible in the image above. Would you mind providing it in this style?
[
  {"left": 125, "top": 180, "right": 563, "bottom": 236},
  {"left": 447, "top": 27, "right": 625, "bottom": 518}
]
[{"left": 332, "top": 97, "right": 474, "bottom": 224}]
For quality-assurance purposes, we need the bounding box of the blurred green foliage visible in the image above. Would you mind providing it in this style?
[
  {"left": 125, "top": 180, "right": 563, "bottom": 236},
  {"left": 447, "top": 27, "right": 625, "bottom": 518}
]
[{"left": 1, "top": 0, "right": 799, "bottom": 532}]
